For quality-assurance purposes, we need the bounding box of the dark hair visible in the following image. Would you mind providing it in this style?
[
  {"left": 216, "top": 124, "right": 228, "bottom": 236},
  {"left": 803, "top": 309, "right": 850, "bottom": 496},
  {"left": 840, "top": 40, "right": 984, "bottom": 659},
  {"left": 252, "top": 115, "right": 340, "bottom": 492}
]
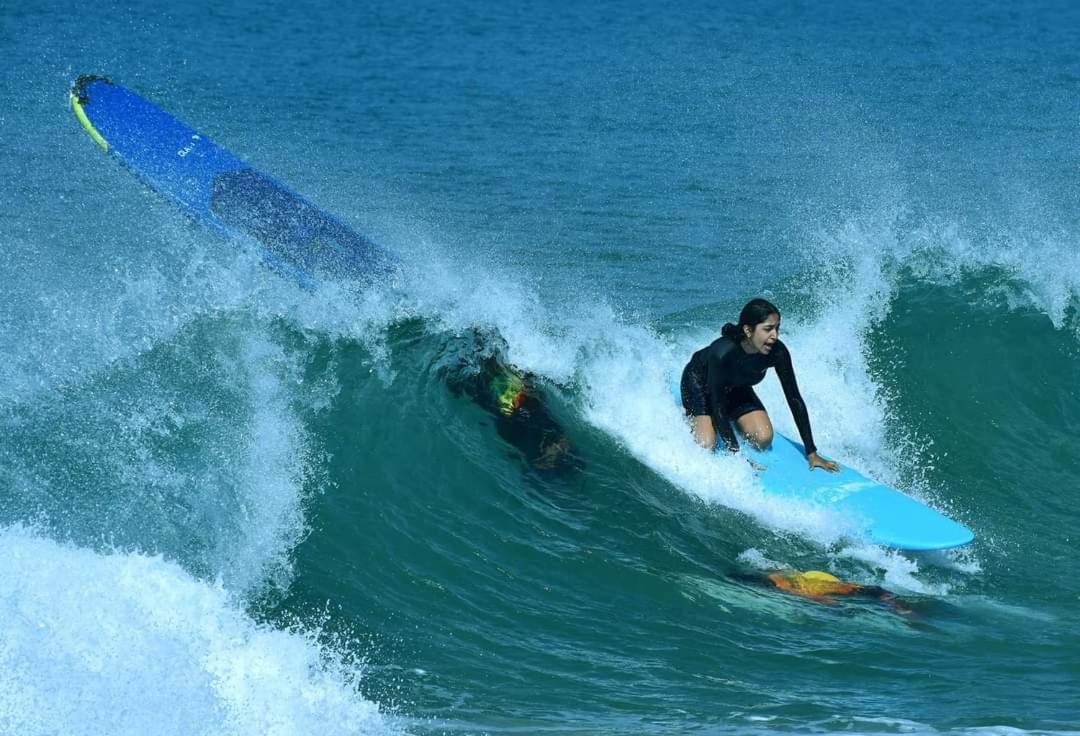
[{"left": 721, "top": 298, "right": 781, "bottom": 342}]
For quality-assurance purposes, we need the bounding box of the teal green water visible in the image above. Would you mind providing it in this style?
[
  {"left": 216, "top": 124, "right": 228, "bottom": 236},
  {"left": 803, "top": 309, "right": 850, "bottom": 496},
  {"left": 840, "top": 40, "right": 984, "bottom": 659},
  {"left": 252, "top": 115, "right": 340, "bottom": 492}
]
[{"left": 2, "top": 1, "right": 1079, "bottom": 734}]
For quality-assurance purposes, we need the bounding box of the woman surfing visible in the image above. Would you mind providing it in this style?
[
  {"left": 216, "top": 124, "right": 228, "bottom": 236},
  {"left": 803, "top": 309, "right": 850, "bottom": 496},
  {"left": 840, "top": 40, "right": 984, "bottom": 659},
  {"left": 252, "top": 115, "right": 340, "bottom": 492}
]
[{"left": 681, "top": 298, "right": 839, "bottom": 473}]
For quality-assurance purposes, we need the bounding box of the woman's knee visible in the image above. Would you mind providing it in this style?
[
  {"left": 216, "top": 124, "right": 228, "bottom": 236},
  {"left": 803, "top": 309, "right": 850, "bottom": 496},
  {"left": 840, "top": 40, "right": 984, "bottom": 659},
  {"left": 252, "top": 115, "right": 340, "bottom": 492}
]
[
  {"left": 746, "top": 426, "right": 773, "bottom": 450},
  {"left": 738, "top": 411, "right": 773, "bottom": 449}
]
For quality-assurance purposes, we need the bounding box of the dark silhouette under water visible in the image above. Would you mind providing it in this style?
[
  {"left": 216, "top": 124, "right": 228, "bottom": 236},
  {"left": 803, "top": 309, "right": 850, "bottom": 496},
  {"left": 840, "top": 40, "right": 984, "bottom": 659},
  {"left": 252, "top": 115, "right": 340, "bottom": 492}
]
[{"left": 445, "top": 348, "right": 579, "bottom": 475}]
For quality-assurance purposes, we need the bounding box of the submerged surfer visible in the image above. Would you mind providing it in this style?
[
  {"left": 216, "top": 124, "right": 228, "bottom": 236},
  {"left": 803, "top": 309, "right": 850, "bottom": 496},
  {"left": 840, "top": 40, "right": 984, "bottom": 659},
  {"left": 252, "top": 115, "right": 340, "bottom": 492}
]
[
  {"left": 487, "top": 363, "right": 575, "bottom": 471},
  {"left": 445, "top": 338, "right": 577, "bottom": 473},
  {"left": 736, "top": 569, "right": 913, "bottom": 616},
  {"left": 681, "top": 298, "right": 839, "bottom": 472}
]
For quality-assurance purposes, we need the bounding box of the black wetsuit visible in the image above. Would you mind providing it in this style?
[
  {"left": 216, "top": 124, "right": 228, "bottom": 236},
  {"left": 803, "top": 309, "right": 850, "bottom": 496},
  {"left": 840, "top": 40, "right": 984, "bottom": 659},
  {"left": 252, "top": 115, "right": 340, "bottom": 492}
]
[{"left": 681, "top": 336, "right": 817, "bottom": 454}]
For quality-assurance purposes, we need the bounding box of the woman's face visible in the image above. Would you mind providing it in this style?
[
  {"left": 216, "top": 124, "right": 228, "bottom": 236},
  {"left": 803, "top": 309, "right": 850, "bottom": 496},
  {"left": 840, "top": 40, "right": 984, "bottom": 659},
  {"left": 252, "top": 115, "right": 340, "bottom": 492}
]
[{"left": 743, "top": 314, "right": 780, "bottom": 354}]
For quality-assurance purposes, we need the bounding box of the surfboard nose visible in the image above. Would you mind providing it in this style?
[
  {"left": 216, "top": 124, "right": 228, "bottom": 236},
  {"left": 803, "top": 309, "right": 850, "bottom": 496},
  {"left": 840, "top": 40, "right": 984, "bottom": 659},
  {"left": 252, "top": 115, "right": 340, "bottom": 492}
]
[{"left": 70, "top": 75, "right": 114, "bottom": 151}]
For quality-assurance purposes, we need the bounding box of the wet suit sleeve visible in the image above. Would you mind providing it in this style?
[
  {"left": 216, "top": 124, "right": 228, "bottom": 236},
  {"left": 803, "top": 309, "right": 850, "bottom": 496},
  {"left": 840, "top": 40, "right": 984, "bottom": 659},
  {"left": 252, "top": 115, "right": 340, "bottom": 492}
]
[
  {"left": 706, "top": 345, "right": 741, "bottom": 453},
  {"left": 774, "top": 343, "right": 817, "bottom": 456}
]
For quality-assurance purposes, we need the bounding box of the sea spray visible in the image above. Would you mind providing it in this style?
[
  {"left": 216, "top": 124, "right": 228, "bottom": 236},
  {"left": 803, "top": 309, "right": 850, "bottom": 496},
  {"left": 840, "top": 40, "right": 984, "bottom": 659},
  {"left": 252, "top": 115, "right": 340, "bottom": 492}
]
[{"left": 0, "top": 524, "right": 399, "bottom": 736}]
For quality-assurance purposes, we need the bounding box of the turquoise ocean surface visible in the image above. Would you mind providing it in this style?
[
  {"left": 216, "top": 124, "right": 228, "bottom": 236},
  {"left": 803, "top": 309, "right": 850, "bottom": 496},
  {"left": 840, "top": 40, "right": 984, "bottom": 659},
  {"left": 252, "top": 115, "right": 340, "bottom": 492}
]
[{"left": 2, "top": 1, "right": 1079, "bottom": 733}]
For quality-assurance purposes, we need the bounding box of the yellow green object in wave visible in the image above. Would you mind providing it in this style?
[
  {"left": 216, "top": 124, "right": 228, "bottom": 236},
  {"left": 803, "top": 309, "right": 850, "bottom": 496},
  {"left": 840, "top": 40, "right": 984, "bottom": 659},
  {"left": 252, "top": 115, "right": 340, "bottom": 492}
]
[{"left": 491, "top": 372, "right": 526, "bottom": 416}]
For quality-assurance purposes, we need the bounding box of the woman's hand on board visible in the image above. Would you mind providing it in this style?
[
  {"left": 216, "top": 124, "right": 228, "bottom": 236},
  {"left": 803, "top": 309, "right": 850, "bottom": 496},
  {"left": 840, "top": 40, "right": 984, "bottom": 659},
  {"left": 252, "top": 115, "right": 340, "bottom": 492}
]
[{"left": 808, "top": 452, "right": 840, "bottom": 473}]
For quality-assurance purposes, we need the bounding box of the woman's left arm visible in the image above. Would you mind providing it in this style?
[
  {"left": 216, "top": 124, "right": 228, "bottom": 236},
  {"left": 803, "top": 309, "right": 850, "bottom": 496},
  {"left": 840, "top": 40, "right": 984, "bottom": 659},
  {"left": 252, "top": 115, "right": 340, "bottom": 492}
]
[{"left": 774, "top": 343, "right": 840, "bottom": 473}]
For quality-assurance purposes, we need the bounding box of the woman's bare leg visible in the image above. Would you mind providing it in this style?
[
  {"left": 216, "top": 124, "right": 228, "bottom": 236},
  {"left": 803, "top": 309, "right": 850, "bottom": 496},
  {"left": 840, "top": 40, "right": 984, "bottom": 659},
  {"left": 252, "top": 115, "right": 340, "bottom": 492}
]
[
  {"left": 690, "top": 415, "right": 716, "bottom": 449},
  {"left": 736, "top": 410, "right": 774, "bottom": 450}
]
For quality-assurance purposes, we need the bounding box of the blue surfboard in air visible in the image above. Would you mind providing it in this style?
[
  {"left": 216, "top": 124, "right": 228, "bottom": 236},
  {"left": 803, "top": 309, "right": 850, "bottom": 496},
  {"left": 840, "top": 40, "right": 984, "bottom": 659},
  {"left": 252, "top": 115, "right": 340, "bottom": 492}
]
[
  {"left": 70, "top": 75, "right": 396, "bottom": 287},
  {"left": 672, "top": 382, "right": 973, "bottom": 551}
]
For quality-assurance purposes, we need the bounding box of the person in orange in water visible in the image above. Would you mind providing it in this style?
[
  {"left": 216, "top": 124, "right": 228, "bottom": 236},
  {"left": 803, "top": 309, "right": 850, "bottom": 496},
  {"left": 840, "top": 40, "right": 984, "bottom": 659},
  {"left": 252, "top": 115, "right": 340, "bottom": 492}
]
[{"left": 763, "top": 569, "right": 913, "bottom": 616}]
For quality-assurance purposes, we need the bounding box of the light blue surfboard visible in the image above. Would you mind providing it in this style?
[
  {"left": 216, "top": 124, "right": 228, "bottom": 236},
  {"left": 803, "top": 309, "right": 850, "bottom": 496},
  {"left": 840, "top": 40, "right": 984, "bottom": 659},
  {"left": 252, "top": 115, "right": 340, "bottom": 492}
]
[
  {"left": 70, "top": 75, "right": 396, "bottom": 287},
  {"left": 672, "top": 382, "right": 974, "bottom": 550}
]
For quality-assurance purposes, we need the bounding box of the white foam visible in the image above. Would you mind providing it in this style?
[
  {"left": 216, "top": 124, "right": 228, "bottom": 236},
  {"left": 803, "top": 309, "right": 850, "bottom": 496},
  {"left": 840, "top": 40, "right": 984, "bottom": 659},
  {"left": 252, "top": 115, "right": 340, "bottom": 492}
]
[
  {"left": 831, "top": 542, "right": 952, "bottom": 596},
  {"left": 221, "top": 332, "right": 314, "bottom": 594},
  {"left": 0, "top": 524, "right": 399, "bottom": 736},
  {"left": 736, "top": 548, "right": 784, "bottom": 571}
]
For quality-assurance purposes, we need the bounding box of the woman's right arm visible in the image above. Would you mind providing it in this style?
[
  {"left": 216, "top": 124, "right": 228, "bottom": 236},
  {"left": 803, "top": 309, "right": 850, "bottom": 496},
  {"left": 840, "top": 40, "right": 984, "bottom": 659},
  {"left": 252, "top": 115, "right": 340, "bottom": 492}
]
[{"left": 706, "top": 345, "right": 740, "bottom": 453}]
